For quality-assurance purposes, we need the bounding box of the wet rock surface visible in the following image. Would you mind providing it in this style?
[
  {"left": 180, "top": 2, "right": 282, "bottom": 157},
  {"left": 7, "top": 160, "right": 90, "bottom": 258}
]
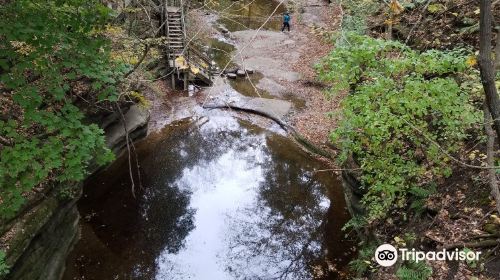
[
  {"left": 2, "top": 103, "right": 150, "bottom": 280},
  {"left": 5, "top": 190, "right": 80, "bottom": 280},
  {"left": 105, "top": 104, "right": 150, "bottom": 154}
]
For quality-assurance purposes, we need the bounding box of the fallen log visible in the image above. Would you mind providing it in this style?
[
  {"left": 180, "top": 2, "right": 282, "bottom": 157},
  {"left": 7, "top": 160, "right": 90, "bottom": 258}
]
[
  {"left": 203, "top": 103, "right": 335, "bottom": 160},
  {"left": 442, "top": 239, "right": 500, "bottom": 250}
]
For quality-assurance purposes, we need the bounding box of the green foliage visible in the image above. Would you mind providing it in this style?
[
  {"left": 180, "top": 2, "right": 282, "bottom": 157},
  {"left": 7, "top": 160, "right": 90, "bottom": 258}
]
[
  {"left": 342, "top": 214, "right": 366, "bottom": 232},
  {"left": 349, "top": 243, "right": 376, "bottom": 275},
  {"left": 462, "top": 248, "right": 478, "bottom": 268},
  {"left": 0, "top": 250, "right": 8, "bottom": 276},
  {"left": 0, "top": 0, "right": 124, "bottom": 218},
  {"left": 57, "top": 184, "right": 80, "bottom": 201},
  {"left": 427, "top": 4, "right": 445, "bottom": 14},
  {"left": 334, "top": 0, "right": 379, "bottom": 44},
  {"left": 409, "top": 184, "right": 436, "bottom": 215},
  {"left": 317, "top": 34, "right": 481, "bottom": 223},
  {"left": 396, "top": 261, "right": 433, "bottom": 280}
]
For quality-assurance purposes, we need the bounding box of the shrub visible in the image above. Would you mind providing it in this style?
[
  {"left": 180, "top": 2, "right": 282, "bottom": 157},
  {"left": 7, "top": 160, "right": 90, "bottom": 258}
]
[
  {"left": 0, "top": 0, "right": 125, "bottom": 218},
  {"left": 317, "top": 34, "right": 481, "bottom": 224}
]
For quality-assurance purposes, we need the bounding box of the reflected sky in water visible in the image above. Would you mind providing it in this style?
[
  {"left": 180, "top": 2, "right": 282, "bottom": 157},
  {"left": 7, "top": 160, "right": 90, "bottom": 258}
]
[{"left": 63, "top": 116, "right": 352, "bottom": 280}]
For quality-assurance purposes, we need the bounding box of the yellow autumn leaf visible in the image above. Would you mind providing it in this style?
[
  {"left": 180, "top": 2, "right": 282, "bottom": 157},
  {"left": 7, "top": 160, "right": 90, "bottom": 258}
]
[
  {"left": 190, "top": 65, "right": 200, "bottom": 74},
  {"left": 468, "top": 152, "right": 476, "bottom": 160},
  {"left": 10, "top": 41, "right": 35, "bottom": 55},
  {"left": 389, "top": 0, "right": 404, "bottom": 15},
  {"left": 428, "top": 4, "right": 445, "bottom": 13},
  {"left": 175, "top": 56, "right": 189, "bottom": 69},
  {"left": 466, "top": 56, "right": 477, "bottom": 67},
  {"left": 129, "top": 57, "right": 139, "bottom": 65}
]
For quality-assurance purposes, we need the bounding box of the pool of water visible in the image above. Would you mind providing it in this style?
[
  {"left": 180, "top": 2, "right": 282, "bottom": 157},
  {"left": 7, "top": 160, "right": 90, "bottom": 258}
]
[
  {"left": 63, "top": 116, "right": 352, "bottom": 280},
  {"left": 208, "top": 37, "right": 237, "bottom": 70},
  {"left": 208, "top": 34, "right": 306, "bottom": 110},
  {"left": 211, "top": 0, "right": 286, "bottom": 32}
]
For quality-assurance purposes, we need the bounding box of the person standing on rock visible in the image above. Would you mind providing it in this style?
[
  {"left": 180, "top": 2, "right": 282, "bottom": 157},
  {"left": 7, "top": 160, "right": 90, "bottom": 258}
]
[{"left": 281, "top": 12, "right": 291, "bottom": 32}]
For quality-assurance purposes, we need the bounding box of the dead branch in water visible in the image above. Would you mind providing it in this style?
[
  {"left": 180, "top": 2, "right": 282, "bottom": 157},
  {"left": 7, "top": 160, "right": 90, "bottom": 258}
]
[{"left": 115, "top": 103, "right": 143, "bottom": 198}]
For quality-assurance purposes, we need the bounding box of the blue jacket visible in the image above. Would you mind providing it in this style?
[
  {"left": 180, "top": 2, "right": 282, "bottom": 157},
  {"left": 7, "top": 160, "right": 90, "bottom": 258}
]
[{"left": 284, "top": 14, "right": 290, "bottom": 23}]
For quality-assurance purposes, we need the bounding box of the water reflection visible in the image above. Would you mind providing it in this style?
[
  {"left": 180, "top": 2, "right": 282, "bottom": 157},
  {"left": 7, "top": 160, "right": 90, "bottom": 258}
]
[
  {"left": 213, "top": 0, "right": 286, "bottom": 32},
  {"left": 64, "top": 116, "right": 351, "bottom": 280},
  {"left": 224, "top": 135, "right": 352, "bottom": 279}
]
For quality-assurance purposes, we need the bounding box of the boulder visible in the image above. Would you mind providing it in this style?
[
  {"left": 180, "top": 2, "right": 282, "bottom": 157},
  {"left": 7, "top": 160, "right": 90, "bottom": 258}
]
[
  {"left": 105, "top": 104, "right": 150, "bottom": 154},
  {"left": 223, "top": 67, "right": 238, "bottom": 74},
  {"left": 245, "top": 68, "right": 254, "bottom": 74},
  {"left": 236, "top": 69, "right": 246, "bottom": 77}
]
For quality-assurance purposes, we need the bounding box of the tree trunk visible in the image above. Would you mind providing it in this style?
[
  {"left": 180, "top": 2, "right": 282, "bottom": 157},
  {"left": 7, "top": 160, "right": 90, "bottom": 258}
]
[
  {"left": 496, "top": 30, "right": 500, "bottom": 69},
  {"left": 484, "top": 105, "right": 500, "bottom": 214},
  {"left": 479, "top": 0, "right": 500, "bottom": 140}
]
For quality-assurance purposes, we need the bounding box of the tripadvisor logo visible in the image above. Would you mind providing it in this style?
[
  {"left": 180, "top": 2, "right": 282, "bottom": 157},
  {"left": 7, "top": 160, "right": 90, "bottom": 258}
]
[
  {"left": 374, "top": 244, "right": 482, "bottom": 267},
  {"left": 375, "top": 244, "right": 398, "bottom": 267}
]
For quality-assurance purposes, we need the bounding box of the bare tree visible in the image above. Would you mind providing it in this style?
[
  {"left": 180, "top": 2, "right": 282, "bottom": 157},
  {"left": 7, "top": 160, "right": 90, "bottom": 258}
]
[
  {"left": 479, "top": 0, "right": 500, "bottom": 140},
  {"left": 481, "top": 0, "right": 500, "bottom": 215}
]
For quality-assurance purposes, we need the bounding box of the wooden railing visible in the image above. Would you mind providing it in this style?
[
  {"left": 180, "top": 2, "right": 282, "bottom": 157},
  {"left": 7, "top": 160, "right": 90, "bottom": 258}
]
[
  {"left": 164, "top": 0, "right": 213, "bottom": 85},
  {"left": 187, "top": 46, "right": 213, "bottom": 79}
]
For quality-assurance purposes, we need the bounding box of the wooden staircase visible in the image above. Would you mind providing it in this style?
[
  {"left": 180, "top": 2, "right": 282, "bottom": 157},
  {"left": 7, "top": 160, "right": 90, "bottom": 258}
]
[
  {"left": 164, "top": 1, "right": 213, "bottom": 89},
  {"left": 166, "top": 8, "right": 183, "bottom": 57}
]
